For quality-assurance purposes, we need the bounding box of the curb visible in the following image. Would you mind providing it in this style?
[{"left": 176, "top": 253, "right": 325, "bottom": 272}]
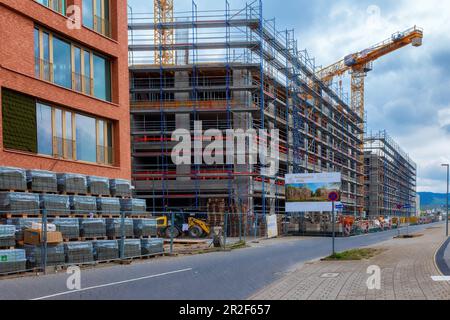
[{"left": 434, "top": 236, "right": 450, "bottom": 276}]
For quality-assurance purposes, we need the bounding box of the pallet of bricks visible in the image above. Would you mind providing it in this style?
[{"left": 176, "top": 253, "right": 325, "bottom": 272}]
[
  {"left": 206, "top": 199, "right": 225, "bottom": 228},
  {"left": 0, "top": 165, "right": 164, "bottom": 275}
]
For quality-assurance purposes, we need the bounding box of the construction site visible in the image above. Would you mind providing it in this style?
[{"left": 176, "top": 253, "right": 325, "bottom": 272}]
[
  {"left": 364, "top": 130, "right": 417, "bottom": 218},
  {"left": 128, "top": 0, "right": 423, "bottom": 236}
]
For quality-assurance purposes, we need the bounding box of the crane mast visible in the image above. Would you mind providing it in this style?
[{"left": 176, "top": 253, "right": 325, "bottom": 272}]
[{"left": 154, "top": 0, "right": 175, "bottom": 65}]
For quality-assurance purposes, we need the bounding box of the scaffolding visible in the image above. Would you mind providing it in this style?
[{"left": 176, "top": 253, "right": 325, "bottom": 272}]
[
  {"left": 364, "top": 130, "right": 417, "bottom": 218},
  {"left": 128, "top": 0, "right": 365, "bottom": 228}
]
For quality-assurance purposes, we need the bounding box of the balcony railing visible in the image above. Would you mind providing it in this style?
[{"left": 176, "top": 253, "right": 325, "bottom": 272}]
[
  {"left": 72, "top": 72, "right": 93, "bottom": 95},
  {"left": 94, "top": 15, "right": 112, "bottom": 38},
  {"left": 97, "top": 145, "right": 114, "bottom": 165},
  {"left": 53, "top": 137, "right": 75, "bottom": 160},
  {"left": 35, "top": 58, "right": 53, "bottom": 82}
]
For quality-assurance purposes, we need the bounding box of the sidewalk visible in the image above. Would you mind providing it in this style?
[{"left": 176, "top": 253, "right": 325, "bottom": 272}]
[{"left": 250, "top": 226, "right": 450, "bottom": 300}]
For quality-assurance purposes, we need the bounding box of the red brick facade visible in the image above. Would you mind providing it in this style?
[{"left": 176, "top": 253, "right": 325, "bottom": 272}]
[{"left": 0, "top": 0, "right": 130, "bottom": 179}]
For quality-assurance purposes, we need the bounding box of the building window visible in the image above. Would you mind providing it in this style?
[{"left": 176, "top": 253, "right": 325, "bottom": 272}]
[
  {"left": 93, "top": 54, "right": 111, "bottom": 101},
  {"left": 83, "top": 0, "right": 111, "bottom": 37},
  {"left": 34, "top": 26, "right": 111, "bottom": 102},
  {"left": 35, "top": 0, "right": 66, "bottom": 15},
  {"left": 2, "top": 90, "right": 114, "bottom": 165},
  {"left": 36, "top": 103, "right": 53, "bottom": 155},
  {"left": 76, "top": 114, "right": 97, "bottom": 163},
  {"left": 53, "top": 37, "right": 72, "bottom": 89}
]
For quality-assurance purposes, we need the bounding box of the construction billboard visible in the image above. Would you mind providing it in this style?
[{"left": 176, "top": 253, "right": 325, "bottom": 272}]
[{"left": 285, "top": 173, "right": 342, "bottom": 212}]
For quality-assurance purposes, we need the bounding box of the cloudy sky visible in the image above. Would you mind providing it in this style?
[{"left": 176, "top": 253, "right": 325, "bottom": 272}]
[{"left": 128, "top": 0, "right": 450, "bottom": 193}]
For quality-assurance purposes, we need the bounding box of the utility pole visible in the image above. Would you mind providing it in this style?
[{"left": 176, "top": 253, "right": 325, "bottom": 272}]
[{"left": 442, "top": 164, "right": 449, "bottom": 237}]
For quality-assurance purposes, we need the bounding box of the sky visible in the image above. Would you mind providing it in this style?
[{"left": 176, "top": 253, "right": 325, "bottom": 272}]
[{"left": 128, "top": 0, "right": 450, "bottom": 193}]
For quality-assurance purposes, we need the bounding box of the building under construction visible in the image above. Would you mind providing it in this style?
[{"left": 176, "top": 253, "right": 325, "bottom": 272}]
[
  {"left": 364, "top": 131, "right": 417, "bottom": 218},
  {"left": 128, "top": 0, "right": 365, "bottom": 223}
]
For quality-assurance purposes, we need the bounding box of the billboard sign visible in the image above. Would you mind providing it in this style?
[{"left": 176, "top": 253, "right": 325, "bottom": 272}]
[{"left": 285, "top": 173, "right": 342, "bottom": 212}]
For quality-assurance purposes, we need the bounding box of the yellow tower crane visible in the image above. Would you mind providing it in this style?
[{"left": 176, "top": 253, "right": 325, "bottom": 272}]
[
  {"left": 315, "top": 26, "right": 423, "bottom": 215},
  {"left": 316, "top": 26, "right": 423, "bottom": 120},
  {"left": 154, "top": 0, "right": 175, "bottom": 65}
]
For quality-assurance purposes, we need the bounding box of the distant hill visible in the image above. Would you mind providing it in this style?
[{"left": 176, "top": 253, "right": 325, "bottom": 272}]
[{"left": 419, "top": 192, "right": 448, "bottom": 210}]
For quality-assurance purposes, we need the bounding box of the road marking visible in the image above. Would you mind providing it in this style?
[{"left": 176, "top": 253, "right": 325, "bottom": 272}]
[
  {"left": 431, "top": 276, "right": 450, "bottom": 282},
  {"left": 31, "top": 268, "right": 193, "bottom": 300}
]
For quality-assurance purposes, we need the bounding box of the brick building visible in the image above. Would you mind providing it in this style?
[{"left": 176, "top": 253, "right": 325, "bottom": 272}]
[{"left": 0, "top": 0, "right": 130, "bottom": 179}]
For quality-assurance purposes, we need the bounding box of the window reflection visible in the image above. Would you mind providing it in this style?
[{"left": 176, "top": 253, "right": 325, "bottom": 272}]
[
  {"left": 36, "top": 103, "right": 52, "bottom": 156},
  {"left": 76, "top": 114, "right": 97, "bottom": 163}
]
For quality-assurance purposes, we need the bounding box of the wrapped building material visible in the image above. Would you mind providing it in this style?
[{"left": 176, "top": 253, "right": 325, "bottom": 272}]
[
  {"left": 26, "top": 170, "right": 57, "bottom": 193},
  {"left": 3, "top": 218, "right": 41, "bottom": 241},
  {"left": 0, "top": 192, "right": 40, "bottom": 213},
  {"left": 121, "top": 239, "right": 141, "bottom": 258},
  {"left": 92, "top": 240, "right": 119, "bottom": 261},
  {"left": 0, "top": 225, "right": 16, "bottom": 247},
  {"left": 0, "top": 167, "right": 27, "bottom": 191},
  {"left": 64, "top": 242, "right": 94, "bottom": 264},
  {"left": 79, "top": 218, "right": 106, "bottom": 238},
  {"left": 96, "top": 197, "right": 121, "bottom": 215},
  {"left": 50, "top": 218, "right": 80, "bottom": 240},
  {"left": 141, "top": 238, "right": 164, "bottom": 256},
  {"left": 57, "top": 173, "right": 87, "bottom": 194},
  {"left": 70, "top": 196, "right": 97, "bottom": 215},
  {"left": 0, "top": 249, "right": 26, "bottom": 274},
  {"left": 106, "top": 218, "right": 134, "bottom": 238},
  {"left": 109, "top": 179, "right": 132, "bottom": 197},
  {"left": 87, "top": 176, "right": 110, "bottom": 196},
  {"left": 120, "top": 198, "right": 147, "bottom": 215},
  {"left": 24, "top": 244, "right": 65, "bottom": 267},
  {"left": 40, "top": 194, "right": 70, "bottom": 215},
  {"left": 133, "top": 219, "right": 158, "bottom": 238}
]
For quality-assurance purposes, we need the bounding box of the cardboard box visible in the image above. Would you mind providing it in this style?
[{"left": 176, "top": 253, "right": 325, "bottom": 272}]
[
  {"left": 24, "top": 229, "right": 63, "bottom": 245},
  {"left": 31, "top": 222, "right": 56, "bottom": 232}
]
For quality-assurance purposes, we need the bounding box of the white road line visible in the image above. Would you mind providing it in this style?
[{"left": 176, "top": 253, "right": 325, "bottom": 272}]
[
  {"left": 31, "top": 268, "right": 193, "bottom": 300},
  {"left": 431, "top": 276, "right": 450, "bottom": 282}
]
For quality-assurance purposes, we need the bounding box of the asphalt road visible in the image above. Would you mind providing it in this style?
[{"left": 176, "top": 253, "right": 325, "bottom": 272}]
[{"left": 0, "top": 222, "right": 444, "bottom": 300}]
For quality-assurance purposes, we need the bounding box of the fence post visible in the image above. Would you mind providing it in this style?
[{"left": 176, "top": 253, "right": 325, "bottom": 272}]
[
  {"left": 120, "top": 210, "right": 125, "bottom": 259},
  {"left": 239, "top": 210, "right": 242, "bottom": 242},
  {"left": 223, "top": 210, "right": 228, "bottom": 250},
  {"left": 170, "top": 212, "right": 174, "bottom": 255},
  {"left": 41, "top": 208, "right": 48, "bottom": 274}
]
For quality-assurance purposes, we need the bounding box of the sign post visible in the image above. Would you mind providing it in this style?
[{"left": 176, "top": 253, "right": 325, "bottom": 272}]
[
  {"left": 285, "top": 173, "right": 342, "bottom": 257},
  {"left": 328, "top": 191, "right": 339, "bottom": 256}
]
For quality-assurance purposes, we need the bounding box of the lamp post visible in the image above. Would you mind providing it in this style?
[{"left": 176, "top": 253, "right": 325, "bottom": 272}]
[{"left": 442, "top": 164, "right": 449, "bottom": 237}]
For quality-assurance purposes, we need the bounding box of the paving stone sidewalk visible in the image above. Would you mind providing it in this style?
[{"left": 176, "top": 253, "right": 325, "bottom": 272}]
[{"left": 250, "top": 226, "right": 450, "bottom": 300}]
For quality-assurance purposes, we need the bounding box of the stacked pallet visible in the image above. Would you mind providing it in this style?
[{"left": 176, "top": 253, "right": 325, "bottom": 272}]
[
  {"left": 106, "top": 218, "right": 134, "bottom": 238},
  {"left": 64, "top": 242, "right": 94, "bottom": 264},
  {"left": 70, "top": 196, "right": 97, "bottom": 215},
  {"left": 51, "top": 218, "right": 80, "bottom": 240},
  {"left": 24, "top": 244, "right": 65, "bottom": 267},
  {"left": 40, "top": 194, "right": 70, "bottom": 215},
  {"left": 120, "top": 198, "right": 146, "bottom": 215},
  {"left": 0, "top": 167, "right": 27, "bottom": 191},
  {"left": 0, "top": 192, "right": 40, "bottom": 214},
  {"left": 141, "top": 238, "right": 164, "bottom": 255},
  {"left": 97, "top": 198, "right": 121, "bottom": 216},
  {"left": 133, "top": 219, "right": 158, "bottom": 238},
  {"left": 0, "top": 249, "right": 26, "bottom": 274},
  {"left": 26, "top": 170, "right": 57, "bottom": 193},
  {"left": 92, "top": 240, "right": 119, "bottom": 261},
  {"left": 121, "top": 239, "right": 141, "bottom": 258},
  {"left": 87, "top": 176, "right": 110, "bottom": 196},
  {"left": 57, "top": 173, "right": 87, "bottom": 194},
  {"left": 110, "top": 179, "right": 132, "bottom": 198},
  {"left": 0, "top": 225, "right": 16, "bottom": 248},
  {"left": 79, "top": 219, "right": 106, "bottom": 238}
]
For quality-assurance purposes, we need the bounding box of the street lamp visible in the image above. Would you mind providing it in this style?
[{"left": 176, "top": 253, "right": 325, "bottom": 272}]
[{"left": 442, "top": 164, "right": 449, "bottom": 237}]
